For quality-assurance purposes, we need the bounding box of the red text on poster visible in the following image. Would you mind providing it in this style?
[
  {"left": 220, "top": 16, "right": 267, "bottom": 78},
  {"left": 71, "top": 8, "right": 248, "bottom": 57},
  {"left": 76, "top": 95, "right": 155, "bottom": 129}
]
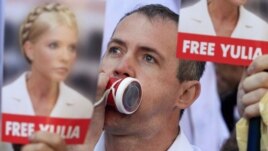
[
  {"left": 177, "top": 32, "right": 268, "bottom": 66},
  {"left": 1, "top": 113, "right": 90, "bottom": 144}
]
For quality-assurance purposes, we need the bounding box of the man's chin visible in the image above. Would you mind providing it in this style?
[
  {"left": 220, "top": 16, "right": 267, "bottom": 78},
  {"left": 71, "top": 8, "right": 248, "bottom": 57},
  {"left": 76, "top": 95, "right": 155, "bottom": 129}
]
[{"left": 104, "top": 105, "right": 129, "bottom": 129}]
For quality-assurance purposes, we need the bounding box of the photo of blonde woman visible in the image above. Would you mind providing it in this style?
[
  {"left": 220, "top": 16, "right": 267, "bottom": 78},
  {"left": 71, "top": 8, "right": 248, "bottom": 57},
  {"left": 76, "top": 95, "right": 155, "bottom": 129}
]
[
  {"left": 2, "top": 2, "right": 93, "bottom": 119},
  {"left": 180, "top": 0, "right": 268, "bottom": 40},
  {"left": 0, "top": 2, "right": 102, "bottom": 151}
]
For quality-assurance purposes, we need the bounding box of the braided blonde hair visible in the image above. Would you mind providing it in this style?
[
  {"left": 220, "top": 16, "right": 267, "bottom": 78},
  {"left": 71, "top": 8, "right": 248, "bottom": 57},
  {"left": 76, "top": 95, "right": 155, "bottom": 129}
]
[{"left": 19, "top": 3, "right": 78, "bottom": 63}]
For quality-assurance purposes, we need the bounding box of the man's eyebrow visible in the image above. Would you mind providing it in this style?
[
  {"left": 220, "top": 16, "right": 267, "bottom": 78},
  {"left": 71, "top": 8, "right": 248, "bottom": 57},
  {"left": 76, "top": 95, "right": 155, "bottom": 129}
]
[
  {"left": 108, "top": 38, "right": 165, "bottom": 61},
  {"left": 108, "top": 38, "right": 126, "bottom": 47},
  {"left": 139, "top": 46, "right": 165, "bottom": 61}
]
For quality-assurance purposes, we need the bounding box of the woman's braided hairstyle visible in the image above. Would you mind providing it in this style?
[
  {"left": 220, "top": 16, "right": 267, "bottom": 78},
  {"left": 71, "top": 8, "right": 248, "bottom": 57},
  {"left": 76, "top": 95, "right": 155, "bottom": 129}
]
[{"left": 19, "top": 3, "right": 77, "bottom": 63}]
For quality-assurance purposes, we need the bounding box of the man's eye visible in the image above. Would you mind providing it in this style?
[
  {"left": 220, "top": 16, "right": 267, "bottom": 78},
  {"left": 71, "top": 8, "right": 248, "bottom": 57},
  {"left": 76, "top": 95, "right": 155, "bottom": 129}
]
[
  {"left": 144, "top": 54, "right": 156, "bottom": 63},
  {"left": 48, "top": 42, "right": 59, "bottom": 49},
  {"left": 108, "top": 47, "right": 121, "bottom": 55}
]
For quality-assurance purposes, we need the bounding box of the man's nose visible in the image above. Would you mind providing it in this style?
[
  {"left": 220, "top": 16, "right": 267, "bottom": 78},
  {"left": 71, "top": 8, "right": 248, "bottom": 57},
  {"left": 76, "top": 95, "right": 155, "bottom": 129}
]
[{"left": 113, "top": 55, "right": 136, "bottom": 78}]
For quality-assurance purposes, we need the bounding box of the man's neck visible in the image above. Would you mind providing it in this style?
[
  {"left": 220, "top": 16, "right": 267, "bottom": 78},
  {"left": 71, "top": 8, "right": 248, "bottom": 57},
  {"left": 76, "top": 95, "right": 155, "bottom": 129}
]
[{"left": 104, "top": 126, "right": 180, "bottom": 151}]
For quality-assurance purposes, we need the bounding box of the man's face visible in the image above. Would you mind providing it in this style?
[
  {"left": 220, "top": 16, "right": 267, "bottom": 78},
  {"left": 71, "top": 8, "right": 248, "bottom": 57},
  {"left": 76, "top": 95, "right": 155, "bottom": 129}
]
[{"left": 100, "top": 13, "right": 182, "bottom": 135}]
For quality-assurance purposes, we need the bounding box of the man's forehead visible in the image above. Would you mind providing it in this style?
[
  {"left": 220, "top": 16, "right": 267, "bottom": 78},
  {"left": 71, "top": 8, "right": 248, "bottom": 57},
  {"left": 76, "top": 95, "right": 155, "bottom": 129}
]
[
  {"left": 113, "top": 13, "right": 147, "bottom": 34},
  {"left": 113, "top": 13, "right": 177, "bottom": 36},
  {"left": 111, "top": 12, "right": 177, "bottom": 43},
  {"left": 118, "top": 12, "right": 176, "bottom": 26},
  {"left": 109, "top": 12, "right": 177, "bottom": 59}
]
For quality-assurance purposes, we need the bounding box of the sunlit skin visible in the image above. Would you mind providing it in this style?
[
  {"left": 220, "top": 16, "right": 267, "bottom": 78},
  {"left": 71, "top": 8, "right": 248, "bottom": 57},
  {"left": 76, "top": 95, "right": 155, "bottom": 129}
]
[{"left": 24, "top": 25, "right": 77, "bottom": 116}]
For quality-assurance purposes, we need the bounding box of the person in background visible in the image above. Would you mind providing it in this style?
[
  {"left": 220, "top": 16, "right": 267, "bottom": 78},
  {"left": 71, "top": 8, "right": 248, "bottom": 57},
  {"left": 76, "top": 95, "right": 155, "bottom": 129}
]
[
  {"left": 179, "top": 0, "right": 268, "bottom": 150},
  {"left": 214, "top": 64, "right": 242, "bottom": 151},
  {"left": 215, "top": 64, "right": 243, "bottom": 132}
]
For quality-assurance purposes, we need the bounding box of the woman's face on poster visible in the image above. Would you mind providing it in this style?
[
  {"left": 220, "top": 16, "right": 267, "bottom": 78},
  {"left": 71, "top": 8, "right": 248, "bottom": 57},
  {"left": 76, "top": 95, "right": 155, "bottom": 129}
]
[{"left": 25, "top": 25, "right": 77, "bottom": 82}]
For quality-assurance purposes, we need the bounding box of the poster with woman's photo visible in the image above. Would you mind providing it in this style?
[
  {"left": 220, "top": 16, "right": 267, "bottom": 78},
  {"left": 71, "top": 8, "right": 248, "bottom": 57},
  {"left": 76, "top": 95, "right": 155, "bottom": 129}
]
[
  {"left": 1, "top": 0, "right": 105, "bottom": 148},
  {"left": 178, "top": 0, "right": 268, "bottom": 66}
]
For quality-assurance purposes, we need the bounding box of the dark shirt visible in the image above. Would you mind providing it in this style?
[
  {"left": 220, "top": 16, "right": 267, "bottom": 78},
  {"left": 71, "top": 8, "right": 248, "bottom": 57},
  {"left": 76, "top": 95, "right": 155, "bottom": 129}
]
[{"left": 220, "top": 88, "right": 238, "bottom": 132}]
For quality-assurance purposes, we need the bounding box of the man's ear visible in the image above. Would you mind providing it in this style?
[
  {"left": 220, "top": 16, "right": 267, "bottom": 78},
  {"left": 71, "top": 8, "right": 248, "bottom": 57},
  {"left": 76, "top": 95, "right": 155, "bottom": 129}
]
[
  {"left": 23, "top": 41, "right": 34, "bottom": 62},
  {"left": 176, "top": 80, "right": 201, "bottom": 109}
]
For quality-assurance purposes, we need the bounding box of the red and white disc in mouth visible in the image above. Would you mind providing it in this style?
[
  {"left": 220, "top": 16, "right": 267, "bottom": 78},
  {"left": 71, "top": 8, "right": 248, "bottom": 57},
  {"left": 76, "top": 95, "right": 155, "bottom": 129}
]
[{"left": 106, "top": 77, "right": 142, "bottom": 114}]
